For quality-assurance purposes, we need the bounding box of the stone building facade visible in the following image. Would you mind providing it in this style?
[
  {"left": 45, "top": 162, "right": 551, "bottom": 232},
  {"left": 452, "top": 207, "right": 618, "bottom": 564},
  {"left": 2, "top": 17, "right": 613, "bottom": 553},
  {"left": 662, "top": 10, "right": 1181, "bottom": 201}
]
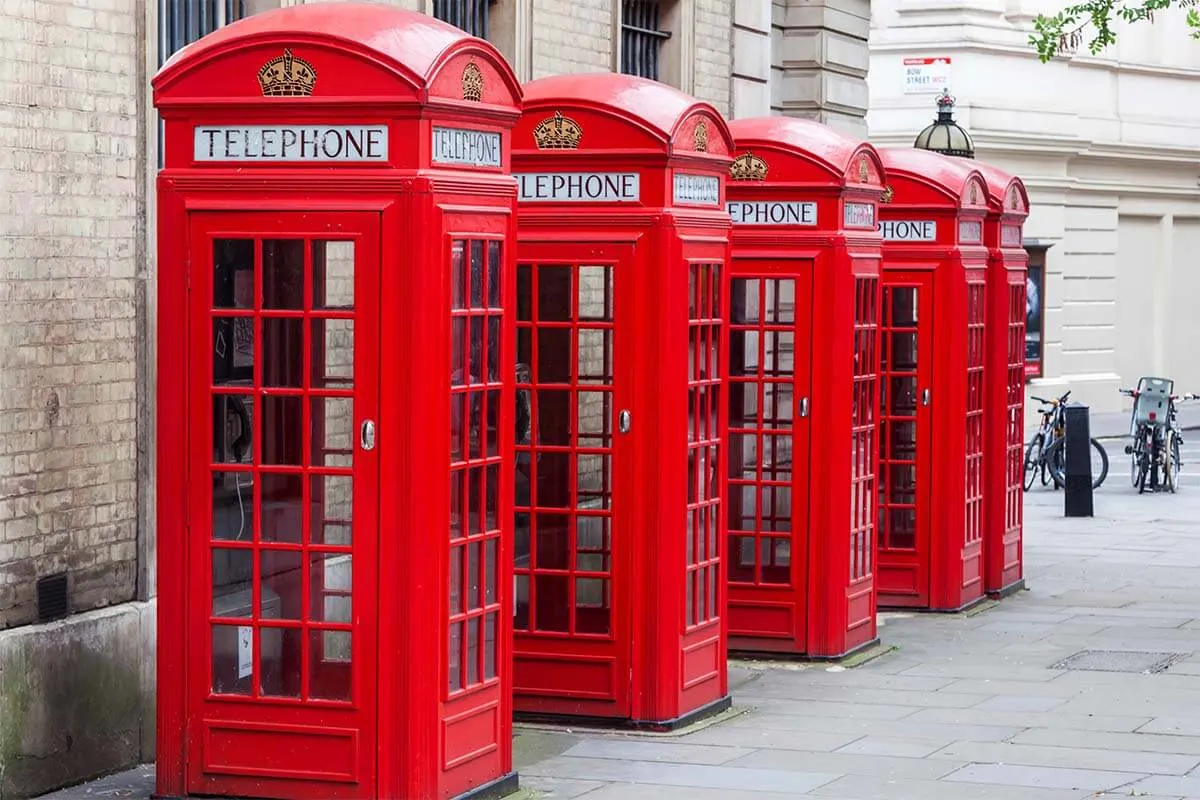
[
  {"left": 0, "top": 0, "right": 870, "bottom": 794},
  {"left": 867, "top": 3, "right": 1200, "bottom": 415}
]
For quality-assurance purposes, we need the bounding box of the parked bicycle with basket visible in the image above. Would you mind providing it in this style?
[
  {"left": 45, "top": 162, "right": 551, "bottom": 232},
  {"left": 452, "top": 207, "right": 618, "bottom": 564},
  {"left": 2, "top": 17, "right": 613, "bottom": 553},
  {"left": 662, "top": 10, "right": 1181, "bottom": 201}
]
[
  {"left": 1120, "top": 377, "right": 1197, "bottom": 494},
  {"left": 1023, "top": 390, "right": 1109, "bottom": 491}
]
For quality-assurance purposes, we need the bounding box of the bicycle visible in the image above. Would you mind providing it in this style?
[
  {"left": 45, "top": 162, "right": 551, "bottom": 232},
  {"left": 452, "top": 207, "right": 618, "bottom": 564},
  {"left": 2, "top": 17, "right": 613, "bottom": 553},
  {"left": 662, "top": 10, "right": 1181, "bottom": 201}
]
[
  {"left": 1023, "top": 390, "right": 1110, "bottom": 491},
  {"left": 1119, "top": 378, "right": 1197, "bottom": 494}
]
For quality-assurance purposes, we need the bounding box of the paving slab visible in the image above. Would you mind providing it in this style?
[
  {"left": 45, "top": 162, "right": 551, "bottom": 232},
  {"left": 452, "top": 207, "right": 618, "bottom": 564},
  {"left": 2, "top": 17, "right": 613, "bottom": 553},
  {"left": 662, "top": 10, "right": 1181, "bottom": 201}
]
[
  {"left": 808, "top": 773, "right": 1096, "bottom": 800},
  {"left": 941, "top": 763, "right": 1144, "bottom": 792},
  {"left": 835, "top": 735, "right": 953, "bottom": 758},
  {"left": 928, "top": 740, "right": 1199, "bottom": 775},
  {"left": 1131, "top": 775, "right": 1200, "bottom": 798},
  {"left": 520, "top": 756, "right": 842, "bottom": 794},
  {"left": 560, "top": 739, "right": 753, "bottom": 766},
  {"left": 724, "top": 748, "right": 961, "bottom": 781},
  {"left": 1011, "top": 727, "right": 1200, "bottom": 757}
]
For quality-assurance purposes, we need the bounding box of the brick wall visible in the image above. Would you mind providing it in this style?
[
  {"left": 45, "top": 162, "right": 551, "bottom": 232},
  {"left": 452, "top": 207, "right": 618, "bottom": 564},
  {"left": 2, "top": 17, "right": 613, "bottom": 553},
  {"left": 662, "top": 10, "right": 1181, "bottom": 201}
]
[
  {"left": 0, "top": 0, "right": 140, "bottom": 628},
  {"left": 530, "top": 0, "right": 615, "bottom": 78},
  {"left": 695, "top": 0, "right": 733, "bottom": 114}
]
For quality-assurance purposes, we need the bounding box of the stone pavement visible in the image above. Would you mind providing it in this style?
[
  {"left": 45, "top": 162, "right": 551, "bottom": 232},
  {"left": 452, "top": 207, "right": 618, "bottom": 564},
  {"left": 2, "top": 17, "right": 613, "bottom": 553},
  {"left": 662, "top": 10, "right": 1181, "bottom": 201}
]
[{"left": 40, "top": 461, "right": 1200, "bottom": 800}]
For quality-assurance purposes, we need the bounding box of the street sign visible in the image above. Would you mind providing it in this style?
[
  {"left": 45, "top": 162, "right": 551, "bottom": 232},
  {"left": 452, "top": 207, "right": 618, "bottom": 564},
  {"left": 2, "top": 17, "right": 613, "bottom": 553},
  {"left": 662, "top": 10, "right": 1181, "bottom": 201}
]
[{"left": 903, "top": 57, "right": 952, "bottom": 94}]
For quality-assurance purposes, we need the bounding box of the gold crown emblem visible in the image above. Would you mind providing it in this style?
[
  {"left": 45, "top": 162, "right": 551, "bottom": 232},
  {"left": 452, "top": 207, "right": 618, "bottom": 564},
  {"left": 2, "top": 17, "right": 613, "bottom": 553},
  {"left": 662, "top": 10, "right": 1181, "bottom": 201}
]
[
  {"left": 462, "top": 62, "right": 484, "bottom": 102},
  {"left": 257, "top": 49, "right": 317, "bottom": 97},
  {"left": 729, "top": 152, "right": 768, "bottom": 182},
  {"left": 857, "top": 158, "right": 870, "bottom": 182},
  {"left": 694, "top": 120, "right": 709, "bottom": 152},
  {"left": 880, "top": 185, "right": 894, "bottom": 204},
  {"left": 532, "top": 111, "right": 582, "bottom": 149}
]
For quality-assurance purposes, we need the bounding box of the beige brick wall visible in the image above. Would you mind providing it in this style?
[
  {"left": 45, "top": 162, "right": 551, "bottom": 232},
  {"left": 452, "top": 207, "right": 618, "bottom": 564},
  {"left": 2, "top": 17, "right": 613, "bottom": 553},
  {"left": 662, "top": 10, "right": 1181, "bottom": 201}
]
[
  {"left": 530, "top": 0, "right": 615, "bottom": 78},
  {"left": 0, "top": 0, "right": 141, "bottom": 628},
  {"left": 695, "top": 0, "right": 733, "bottom": 115}
]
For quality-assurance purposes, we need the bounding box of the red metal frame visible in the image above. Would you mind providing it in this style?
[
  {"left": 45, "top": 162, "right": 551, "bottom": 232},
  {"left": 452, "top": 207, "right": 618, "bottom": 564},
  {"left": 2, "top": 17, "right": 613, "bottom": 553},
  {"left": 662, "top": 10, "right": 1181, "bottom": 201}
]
[
  {"left": 974, "top": 163, "right": 1030, "bottom": 598},
  {"left": 877, "top": 148, "right": 990, "bottom": 612},
  {"left": 153, "top": 6, "right": 522, "bottom": 799},
  {"left": 511, "top": 74, "right": 733, "bottom": 727},
  {"left": 723, "top": 118, "right": 884, "bottom": 658}
]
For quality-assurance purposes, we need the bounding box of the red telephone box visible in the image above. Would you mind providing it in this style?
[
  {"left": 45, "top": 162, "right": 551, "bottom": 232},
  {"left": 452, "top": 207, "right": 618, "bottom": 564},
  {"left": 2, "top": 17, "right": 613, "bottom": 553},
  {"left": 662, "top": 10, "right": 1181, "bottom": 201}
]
[
  {"left": 975, "top": 162, "right": 1030, "bottom": 598},
  {"left": 509, "top": 74, "right": 732, "bottom": 728},
  {"left": 876, "top": 148, "right": 990, "bottom": 611},
  {"left": 153, "top": 6, "right": 521, "bottom": 798},
  {"left": 722, "top": 117, "right": 884, "bottom": 657}
]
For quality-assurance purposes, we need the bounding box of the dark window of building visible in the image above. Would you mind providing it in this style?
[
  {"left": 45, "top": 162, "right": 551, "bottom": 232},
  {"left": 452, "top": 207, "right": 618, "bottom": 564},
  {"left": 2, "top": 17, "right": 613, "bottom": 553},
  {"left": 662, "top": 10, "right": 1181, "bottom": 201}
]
[
  {"left": 157, "top": 0, "right": 248, "bottom": 167},
  {"left": 620, "top": 0, "right": 671, "bottom": 80},
  {"left": 434, "top": 0, "right": 493, "bottom": 38},
  {"left": 1025, "top": 246, "right": 1047, "bottom": 379}
]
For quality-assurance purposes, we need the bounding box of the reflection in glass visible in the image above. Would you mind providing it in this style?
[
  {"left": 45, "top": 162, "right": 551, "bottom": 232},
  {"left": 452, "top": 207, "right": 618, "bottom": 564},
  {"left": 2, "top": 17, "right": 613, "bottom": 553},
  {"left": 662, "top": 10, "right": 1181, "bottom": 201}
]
[
  {"left": 575, "top": 578, "right": 609, "bottom": 634},
  {"left": 213, "top": 239, "right": 254, "bottom": 310},
  {"left": 260, "top": 472, "right": 302, "bottom": 544},
  {"left": 259, "top": 626, "right": 302, "bottom": 698},
  {"left": 578, "top": 266, "right": 613, "bottom": 321},
  {"left": 211, "top": 624, "right": 252, "bottom": 695},
  {"left": 212, "top": 471, "right": 254, "bottom": 542},
  {"left": 262, "top": 318, "right": 304, "bottom": 388},
  {"left": 261, "top": 548, "right": 303, "bottom": 619},
  {"left": 311, "top": 474, "right": 352, "bottom": 545},
  {"left": 448, "top": 621, "right": 463, "bottom": 691},
  {"left": 310, "top": 630, "right": 351, "bottom": 701},
  {"left": 213, "top": 319, "right": 254, "bottom": 386},
  {"left": 730, "top": 330, "right": 759, "bottom": 376},
  {"left": 484, "top": 612, "right": 498, "bottom": 680},
  {"left": 577, "top": 453, "right": 611, "bottom": 509},
  {"left": 262, "top": 395, "right": 303, "bottom": 465},
  {"left": 312, "top": 241, "right": 355, "bottom": 310},
  {"left": 312, "top": 396, "right": 353, "bottom": 469},
  {"left": 314, "top": 318, "right": 354, "bottom": 388},
  {"left": 263, "top": 240, "right": 304, "bottom": 310},
  {"left": 535, "top": 514, "right": 569, "bottom": 570},
  {"left": 487, "top": 241, "right": 502, "bottom": 308},
  {"left": 534, "top": 574, "right": 569, "bottom": 631},
  {"left": 577, "top": 328, "right": 612, "bottom": 384},
  {"left": 211, "top": 548, "right": 253, "bottom": 616},
  {"left": 538, "top": 267, "right": 571, "bottom": 322},
  {"left": 470, "top": 241, "right": 485, "bottom": 308},
  {"left": 765, "top": 280, "right": 796, "bottom": 324},
  {"left": 730, "top": 279, "right": 757, "bottom": 324}
]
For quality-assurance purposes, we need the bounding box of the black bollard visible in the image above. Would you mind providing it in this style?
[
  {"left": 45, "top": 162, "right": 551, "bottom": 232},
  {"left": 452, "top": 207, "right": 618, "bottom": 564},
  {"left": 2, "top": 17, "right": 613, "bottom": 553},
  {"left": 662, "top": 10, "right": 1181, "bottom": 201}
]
[{"left": 1063, "top": 403, "right": 1094, "bottom": 517}]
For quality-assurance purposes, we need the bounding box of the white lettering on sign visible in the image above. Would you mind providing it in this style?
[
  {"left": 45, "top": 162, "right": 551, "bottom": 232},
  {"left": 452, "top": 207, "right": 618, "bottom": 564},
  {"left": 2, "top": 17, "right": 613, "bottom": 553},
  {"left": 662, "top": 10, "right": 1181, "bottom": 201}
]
[
  {"left": 432, "top": 126, "right": 501, "bottom": 168},
  {"left": 673, "top": 174, "right": 721, "bottom": 206},
  {"left": 193, "top": 125, "right": 389, "bottom": 162},
  {"left": 958, "top": 220, "right": 983, "bottom": 244},
  {"left": 1001, "top": 224, "right": 1022, "bottom": 247},
  {"left": 515, "top": 172, "right": 641, "bottom": 202},
  {"left": 880, "top": 219, "right": 938, "bottom": 241},
  {"left": 843, "top": 202, "right": 876, "bottom": 229},
  {"left": 903, "top": 57, "right": 952, "bottom": 94},
  {"left": 727, "top": 201, "right": 816, "bottom": 226}
]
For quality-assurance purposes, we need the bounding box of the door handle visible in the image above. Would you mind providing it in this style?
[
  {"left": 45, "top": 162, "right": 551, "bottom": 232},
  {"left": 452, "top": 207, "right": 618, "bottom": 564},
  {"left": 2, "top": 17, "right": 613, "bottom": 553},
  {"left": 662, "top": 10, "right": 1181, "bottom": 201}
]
[
  {"left": 800, "top": 397, "right": 810, "bottom": 418},
  {"left": 360, "top": 419, "right": 376, "bottom": 451},
  {"left": 921, "top": 389, "right": 931, "bottom": 407},
  {"left": 618, "top": 410, "right": 632, "bottom": 434}
]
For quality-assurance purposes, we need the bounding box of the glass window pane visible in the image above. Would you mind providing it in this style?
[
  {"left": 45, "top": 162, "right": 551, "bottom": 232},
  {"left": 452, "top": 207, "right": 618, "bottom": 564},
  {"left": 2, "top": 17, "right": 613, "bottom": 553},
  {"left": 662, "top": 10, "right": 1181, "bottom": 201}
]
[
  {"left": 535, "top": 513, "right": 569, "bottom": 569},
  {"left": 730, "top": 330, "right": 759, "bottom": 376},
  {"left": 309, "top": 630, "right": 351, "bottom": 701},
  {"left": 260, "top": 548, "right": 303, "bottom": 620},
  {"left": 728, "top": 536, "right": 756, "bottom": 582},
  {"left": 211, "top": 548, "right": 253, "bottom": 617},
  {"left": 535, "top": 452, "right": 571, "bottom": 508},
  {"left": 577, "top": 391, "right": 611, "bottom": 442},
  {"left": 514, "top": 574, "right": 530, "bottom": 630},
  {"left": 259, "top": 626, "right": 302, "bottom": 698},
  {"left": 213, "top": 395, "right": 253, "bottom": 463},
  {"left": 449, "top": 621, "right": 463, "bottom": 691},
  {"left": 262, "top": 239, "right": 304, "bottom": 310},
  {"left": 577, "top": 453, "right": 611, "bottom": 509},
  {"left": 487, "top": 317, "right": 500, "bottom": 382},
  {"left": 213, "top": 318, "right": 254, "bottom": 386},
  {"left": 765, "top": 280, "right": 795, "bottom": 323},
  {"left": 311, "top": 474, "right": 352, "bottom": 546},
  {"left": 213, "top": 239, "right": 254, "bottom": 310},
  {"left": 485, "top": 462, "right": 499, "bottom": 529},
  {"left": 467, "top": 540, "right": 482, "bottom": 609},
  {"left": 487, "top": 241, "right": 502, "bottom": 309},
  {"left": 470, "top": 240, "right": 485, "bottom": 308},
  {"left": 730, "top": 279, "right": 759, "bottom": 324},
  {"left": 467, "top": 616, "right": 481, "bottom": 685},
  {"left": 577, "top": 328, "right": 612, "bottom": 384},
  {"left": 537, "top": 389, "right": 571, "bottom": 446},
  {"left": 312, "top": 241, "right": 355, "bottom": 311},
  {"left": 452, "top": 318, "right": 466, "bottom": 386},
  {"left": 485, "top": 538, "right": 497, "bottom": 604},
  {"left": 313, "top": 318, "right": 353, "bottom": 388},
  {"left": 310, "top": 553, "right": 352, "bottom": 623},
  {"left": 578, "top": 266, "right": 612, "bottom": 321},
  {"left": 450, "top": 470, "right": 464, "bottom": 540},
  {"left": 312, "top": 396, "right": 353, "bottom": 469},
  {"left": 212, "top": 471, "right": 254, "bottom": 541},
  {"left": 765, "top": 331, "right": 794, "bottom": 375},
  {"left": 537, "top": 327, "right": 571, "bottom": 383},
  {"left": 469, "top": 317, "right": 483, "bottom": 384},
  {"left": 451, "top": 240, "right": 466, "bottom": 311},
  {"left": 260, "top": 472, "right": 302, "bottom": 544},
  {"left": 450, "top": 545, "right": 463, "bottom": 614},
  {"left": 484, "top": 612, "right": 498, "bottom": 680},
  {"left": 261, "top": 395, "right": 303, "bottom": 465},
  {"left": 537, "top": 266, "right": 571, "bottom": 321},
  {"left": 576, "top": 515, "right": 609, "bottom": 553},
  {"left": 262, "top": 318, "right": 304, "bottom": 388},
  {"left": 575, "top": 578, "right": 609, "bottom": 634},
  {"left": 517, "top": 264, "right": 532, "bottom": 321},
  {"left": 212, "top": 624, "right": 253, "bottom": 695},
  {"left": 534, "top": 574, "right": 569, "bottom": 632}
]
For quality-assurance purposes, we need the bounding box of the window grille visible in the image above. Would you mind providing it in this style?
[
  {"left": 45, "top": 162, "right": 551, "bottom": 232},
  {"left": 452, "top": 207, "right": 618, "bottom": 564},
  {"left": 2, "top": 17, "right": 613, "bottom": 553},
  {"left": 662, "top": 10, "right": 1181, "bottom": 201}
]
[
  {"left": 157, "top": 0, "right": 247, "bottom": 167},
  {"left": 434, "top": 0, "right": 492, "bottom": 39},
  {"left": 620, "top": 0, "right": 671, "bottom": 81}
]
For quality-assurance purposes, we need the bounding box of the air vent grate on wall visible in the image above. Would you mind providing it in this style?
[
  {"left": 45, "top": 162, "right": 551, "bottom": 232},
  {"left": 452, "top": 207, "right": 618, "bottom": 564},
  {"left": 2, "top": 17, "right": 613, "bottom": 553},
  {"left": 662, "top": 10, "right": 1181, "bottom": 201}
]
[{"left": 36, "top": 572, "right": 70, "bottom": 623}]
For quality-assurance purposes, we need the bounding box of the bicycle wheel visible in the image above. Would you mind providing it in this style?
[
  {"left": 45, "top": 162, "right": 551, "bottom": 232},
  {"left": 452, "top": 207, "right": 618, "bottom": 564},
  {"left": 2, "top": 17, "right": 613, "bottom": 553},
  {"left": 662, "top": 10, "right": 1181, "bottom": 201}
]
[
  {"left": 1130, "top": 452, "right": 1140, "bottom": 488},
  {"left": 1023, "top": 435, "right": 1044, "bottom": 491},
  {"left": 1048, "top": 437, "right": 1109, "bottom": 490},
  {"left": 1166, "top": 430, "right": 1181, "bottom": 493}
]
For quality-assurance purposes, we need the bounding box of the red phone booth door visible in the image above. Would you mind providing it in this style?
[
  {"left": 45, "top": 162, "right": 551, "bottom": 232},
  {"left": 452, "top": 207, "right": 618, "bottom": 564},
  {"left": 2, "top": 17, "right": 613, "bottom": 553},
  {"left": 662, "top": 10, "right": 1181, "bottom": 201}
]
[
  {"left": 877, "top": 273, "right": 933, "bottom": 607},
  {"left": 187, "top": 211, "right": 380, "bottom": 797},
  {"left": 513, "top": 243, "right": 634, "bottom": 718},
  {"left": 726, "top": 266, "right": 812, "bottom": 647}
]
